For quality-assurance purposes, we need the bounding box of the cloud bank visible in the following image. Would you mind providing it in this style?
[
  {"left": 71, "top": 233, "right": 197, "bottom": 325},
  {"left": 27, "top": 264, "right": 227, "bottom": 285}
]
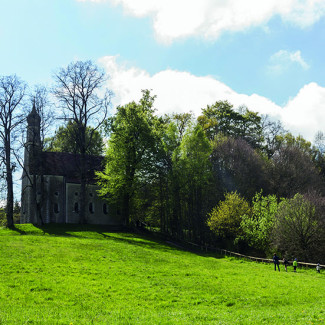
[
  {"left": 77, "top": 0, "right": 325, "bottom": 42},
  {"left": 100, "top": 56, "right": 325, "bottom": 142}
]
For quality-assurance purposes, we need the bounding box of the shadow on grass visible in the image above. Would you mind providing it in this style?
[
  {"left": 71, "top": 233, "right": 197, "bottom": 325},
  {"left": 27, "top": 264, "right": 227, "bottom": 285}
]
[
  {"left": 9, "top": 223, "right": 176, "bottom": 252},
  {"left": 96, "top": 230, "right": 183, "bottom": 253},
  {"left": 6, "top": 223, "right": 224, "bottom": 257}
]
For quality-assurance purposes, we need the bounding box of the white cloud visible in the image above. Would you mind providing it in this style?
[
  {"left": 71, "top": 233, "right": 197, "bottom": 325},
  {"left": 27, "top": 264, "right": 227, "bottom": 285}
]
[
  {"left": 76, "top": 0, "right": 325, "bottom": 42},
  {"left": 99, "top": 56, "right": 325, "bottom": 142},
  {"left": 282, "top": 82, "right": 325, "bottom": 140},
  {"left": 268, "top": 50, "right": 310, "bottom": 74}
]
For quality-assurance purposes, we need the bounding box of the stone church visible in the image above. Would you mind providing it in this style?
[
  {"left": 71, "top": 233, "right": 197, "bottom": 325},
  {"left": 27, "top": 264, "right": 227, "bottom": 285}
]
[{"left": 20, "top": 107, "right": 122, "bottom": 225}]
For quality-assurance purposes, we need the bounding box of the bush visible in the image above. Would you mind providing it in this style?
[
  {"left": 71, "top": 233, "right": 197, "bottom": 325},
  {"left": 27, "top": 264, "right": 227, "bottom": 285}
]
[
  {"left": 207, "top": 192, "right": 251, "bottom": 239},
  {"left": 273, "top": 193, "right": 325, "bottom": 263},
  {"left": 240, "top": 192, "right": 278, "bottom": 254}
]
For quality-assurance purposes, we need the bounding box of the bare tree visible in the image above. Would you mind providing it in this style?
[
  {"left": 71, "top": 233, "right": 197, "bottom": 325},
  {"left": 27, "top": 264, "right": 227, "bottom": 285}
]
[
  {"left": 53, "top": 60, "right": 112, "bottom": 223},
  {"left": 0, "top": 75, "right": 26, "bottom": 227},
  {"left": 31, "top": 85, "right": 55, "bottom": 145},
  {"left": 260, "top": 115, "right": 286, "bottom": 157},
  {"left": 314, "top": 130, "right": 325, "bottom": 155}
]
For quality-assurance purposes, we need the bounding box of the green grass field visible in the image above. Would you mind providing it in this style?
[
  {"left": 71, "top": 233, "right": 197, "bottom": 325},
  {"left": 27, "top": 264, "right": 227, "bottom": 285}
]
[{"left": 0, "top": 224, "right": 324, "bottom": 324}]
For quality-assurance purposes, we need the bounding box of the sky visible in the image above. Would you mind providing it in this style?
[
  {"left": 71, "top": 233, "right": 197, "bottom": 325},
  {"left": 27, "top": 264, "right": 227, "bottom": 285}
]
[{"left": 1, "top": 0, "right": 325, "bottom": 143}]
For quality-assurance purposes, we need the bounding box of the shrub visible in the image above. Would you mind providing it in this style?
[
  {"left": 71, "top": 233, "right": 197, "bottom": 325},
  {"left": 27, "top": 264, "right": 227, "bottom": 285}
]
[{"left": 207, "top": 192, "right": 251, "bottom": 239}]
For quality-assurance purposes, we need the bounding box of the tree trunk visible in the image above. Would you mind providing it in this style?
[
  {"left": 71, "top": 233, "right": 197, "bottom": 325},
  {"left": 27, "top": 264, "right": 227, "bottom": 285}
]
[{"left": 5, "top": 141, "right": 14, "bottom": 227}]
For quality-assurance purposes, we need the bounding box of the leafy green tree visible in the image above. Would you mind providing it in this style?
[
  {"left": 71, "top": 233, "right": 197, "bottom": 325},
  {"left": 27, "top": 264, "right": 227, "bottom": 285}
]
[
  {"left": 273, "top": 133, "right": 316, "bottom": 158},
  {"left": 45, "top": 121, "right": 104, "bottom": 156},
  {"left": 97, "top": 90, "right": 159, "bottom": 225},
  {"left": 198, "top": 101, "right": 263, "bottom": 148},
  {"left": 207, "top": 192, "right": 251, "bottom": 239},
  {"left": 177, "top": 124, "right": 212, "bottom": 240},
  {"left": 171, "top": 112, "right": 194, "bottom": 141},
  {"left": 240, "top": 192, "right": 278, "bottom": 253},
  {"left": 273, "top": 193, "right": 325, "bottom": 262}
]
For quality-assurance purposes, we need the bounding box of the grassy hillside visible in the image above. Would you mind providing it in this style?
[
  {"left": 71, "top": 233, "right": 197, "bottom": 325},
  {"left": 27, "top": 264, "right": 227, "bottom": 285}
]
[{"left": 0, "top": 225, "right": 324, "bottom": 324}]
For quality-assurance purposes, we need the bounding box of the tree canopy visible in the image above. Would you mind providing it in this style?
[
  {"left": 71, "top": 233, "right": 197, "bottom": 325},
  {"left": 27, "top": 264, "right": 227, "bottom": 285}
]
[{"left": 45, "top": 121, "right": 104, "bottom": 156}]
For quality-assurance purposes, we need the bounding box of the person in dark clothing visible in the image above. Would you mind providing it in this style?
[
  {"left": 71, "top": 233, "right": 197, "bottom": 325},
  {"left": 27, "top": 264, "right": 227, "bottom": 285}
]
[
  {"left": 283, "top": 257, "right": 289, "bottom": 272},
  {"left": 273, "top": 253, "right": 280, "bottom": 271}
]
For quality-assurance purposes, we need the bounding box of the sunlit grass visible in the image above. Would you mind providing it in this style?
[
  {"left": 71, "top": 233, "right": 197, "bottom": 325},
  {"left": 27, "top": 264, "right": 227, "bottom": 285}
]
[{"left": 0, "top": 224, "right": 324, "bottom": 324}]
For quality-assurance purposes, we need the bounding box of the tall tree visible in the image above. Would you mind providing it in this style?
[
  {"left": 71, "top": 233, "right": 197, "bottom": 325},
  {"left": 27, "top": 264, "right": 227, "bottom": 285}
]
[
  {"left": 177, "top": 124, "right": 212, "bottom": 240},
  {"left": 270, "top": 142, "right": 322, "bottom": 198},
  {"left": 210, "top": 136, "right": 269, "bottom": 200},
  {"left": 240, "top": 192, "right": 278, "bottom": 253},
  {"left": 0, "top": 75, "right": 26, "bottom": 226},
  {"left": 97, "top": 90, "right": 159, "bottom": 225},
  {"left": 53, "top": 60, "right": 111, "bottom": 223},
  {"left": 273, "top": 193, "right": 325, "bottom": 262},
  {"left": 198, "top": 101, "right": 263, "bottom": 148}
]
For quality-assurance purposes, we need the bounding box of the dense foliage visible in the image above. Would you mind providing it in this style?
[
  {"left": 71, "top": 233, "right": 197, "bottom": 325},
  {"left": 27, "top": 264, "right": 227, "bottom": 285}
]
[
  {"left": 97, "top": 91, "right": 325, "bottom": 261},
  {"left": 44, "top": 121, "right": 104, "bottom": 156}
]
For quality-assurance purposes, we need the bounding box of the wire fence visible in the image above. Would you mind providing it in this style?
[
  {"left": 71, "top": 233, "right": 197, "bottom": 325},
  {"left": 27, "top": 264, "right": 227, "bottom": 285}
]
[
  {"left": 141, "top": 225, "right": 324, "bottom": 269},
  {"left": 166, "top": 237, "right": 325, "bottom": 269}
]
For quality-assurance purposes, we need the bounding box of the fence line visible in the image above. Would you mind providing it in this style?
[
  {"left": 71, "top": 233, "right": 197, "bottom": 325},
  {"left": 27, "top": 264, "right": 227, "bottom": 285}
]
[
  {"left": 173, "top": 239, "right": 325, "bottom": 269},
  {"left": 144, "top": 226, "right": 324, "bottom": 268}
]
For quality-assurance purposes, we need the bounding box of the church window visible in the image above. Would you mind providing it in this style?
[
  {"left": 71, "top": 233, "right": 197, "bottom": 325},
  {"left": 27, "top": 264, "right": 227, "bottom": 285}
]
[
  {"left": 103, "top": 203, "right": 108, "bottom": 215},
  {"left": 74, "top": 202, "right": 79, "bottom": 213},
  {"left": 89, "top": 202, "right": 94, "bottom": 214},
  {"left": 54, "top": 203, "right": 59, "bottom": 214}
]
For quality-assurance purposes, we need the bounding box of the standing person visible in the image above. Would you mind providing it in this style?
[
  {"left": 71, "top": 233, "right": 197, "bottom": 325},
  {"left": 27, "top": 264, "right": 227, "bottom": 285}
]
[
  {"left": 293, "top": 258, "right": 298, "bottom": 272},
  {"left": 273, "top": 253, "right": 280, "bottom": 271},
  {"left": 316, "top": 263, "right": 321, "bottom": 273},
  {"left": 283, "top": 257, "right": 289, "bottom": 272}
]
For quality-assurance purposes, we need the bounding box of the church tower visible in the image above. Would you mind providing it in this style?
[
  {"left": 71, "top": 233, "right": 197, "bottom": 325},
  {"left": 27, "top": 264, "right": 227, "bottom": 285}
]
[
  {"left": 24, "top": 104, "right": 41, "bottom": 173},
  {"left": 21, "top": 105, "right": 42, "bottom": 223}
]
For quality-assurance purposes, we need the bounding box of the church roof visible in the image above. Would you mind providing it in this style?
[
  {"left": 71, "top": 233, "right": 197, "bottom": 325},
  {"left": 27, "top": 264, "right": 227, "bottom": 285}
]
[{"left": 41, "top": 151, "right": 104, "bottom": 184}]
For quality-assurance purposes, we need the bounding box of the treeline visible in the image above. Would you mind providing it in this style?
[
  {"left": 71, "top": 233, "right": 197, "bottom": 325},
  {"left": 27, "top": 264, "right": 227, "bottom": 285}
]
[
  {"left": 97, "top": 90, "right": 325, "bottom": 262},
  {"left": 1, "top": 60, "right": 325, "bottom": 262}
]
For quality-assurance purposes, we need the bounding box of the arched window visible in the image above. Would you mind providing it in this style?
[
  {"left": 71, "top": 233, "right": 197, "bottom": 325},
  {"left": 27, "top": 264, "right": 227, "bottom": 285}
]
[
  {"left": 74, "top": 202, "right": 79, "bottom": 213},
  {"left": 89, "top": 202, "right": 94, "bottom": 214},
  {"left": 53, "top": 203, "right": 59, "bottom": 214},
  {"left": 103, "top": 203, "right": 108, "bottom": 215}
]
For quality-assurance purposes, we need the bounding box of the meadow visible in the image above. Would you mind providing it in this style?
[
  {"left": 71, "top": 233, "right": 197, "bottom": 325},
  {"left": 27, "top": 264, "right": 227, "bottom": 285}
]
[{"left": 0, "top": 224, "right": 324, "bottom": 324}]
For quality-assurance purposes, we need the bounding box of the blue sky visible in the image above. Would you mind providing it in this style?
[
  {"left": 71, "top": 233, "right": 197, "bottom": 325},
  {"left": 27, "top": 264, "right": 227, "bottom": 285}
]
[{"left": 1, "top": 0, "right": 325, "bottom": 141}]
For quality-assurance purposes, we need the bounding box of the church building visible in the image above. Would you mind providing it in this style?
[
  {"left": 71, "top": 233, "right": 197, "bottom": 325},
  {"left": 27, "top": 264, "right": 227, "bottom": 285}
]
[{"left": 20, "top": 107, "right": 122, "bottom": 225}]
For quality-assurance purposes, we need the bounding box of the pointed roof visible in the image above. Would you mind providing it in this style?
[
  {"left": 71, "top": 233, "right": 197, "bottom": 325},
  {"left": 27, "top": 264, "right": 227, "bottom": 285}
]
[{"left": 27, "top": 103, "right": 41, "bottom": 125}]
